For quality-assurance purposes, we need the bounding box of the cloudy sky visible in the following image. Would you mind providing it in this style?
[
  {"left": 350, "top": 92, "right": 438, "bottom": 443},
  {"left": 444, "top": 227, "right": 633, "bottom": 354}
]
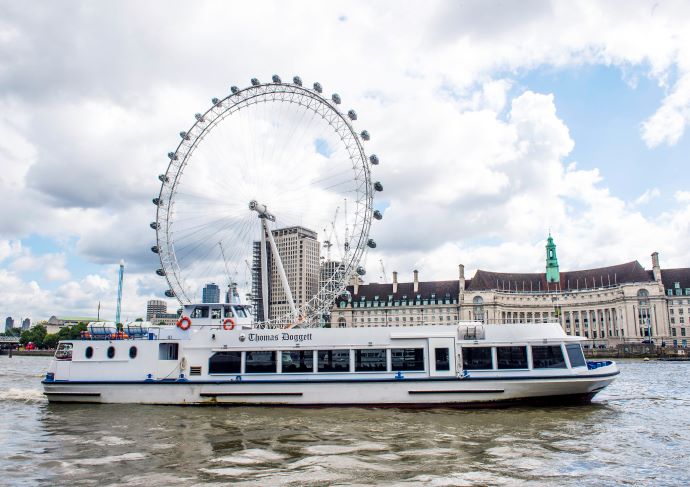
[{"left": 2, "top": 0, "right": 690, "bottom": 323}]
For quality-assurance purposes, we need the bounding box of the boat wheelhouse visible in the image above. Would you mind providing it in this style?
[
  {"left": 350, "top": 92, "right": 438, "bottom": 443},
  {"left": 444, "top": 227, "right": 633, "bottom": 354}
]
[{"left": 42, "top": 302, "right": 619, "bottom": 406}]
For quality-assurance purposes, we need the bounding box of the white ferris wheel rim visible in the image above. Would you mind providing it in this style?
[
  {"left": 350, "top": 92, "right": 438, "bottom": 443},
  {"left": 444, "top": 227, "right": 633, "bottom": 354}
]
[{"left": 154, "top": 79, "right": 375, "bottom": 325}]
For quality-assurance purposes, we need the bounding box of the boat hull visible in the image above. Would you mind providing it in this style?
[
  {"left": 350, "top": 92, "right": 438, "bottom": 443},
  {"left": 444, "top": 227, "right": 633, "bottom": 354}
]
[{"left": 43, "top": 368, "right": 618, "bottom": 407}]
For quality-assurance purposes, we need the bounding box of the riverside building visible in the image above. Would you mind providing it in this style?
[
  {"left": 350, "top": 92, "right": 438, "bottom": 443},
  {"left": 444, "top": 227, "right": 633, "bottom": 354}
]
[{"left": 333, "top": 236, "right": 688, "bottom": 347}]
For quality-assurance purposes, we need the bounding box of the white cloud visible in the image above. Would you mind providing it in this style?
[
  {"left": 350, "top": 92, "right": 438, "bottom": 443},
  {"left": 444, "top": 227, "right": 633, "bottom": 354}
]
[{"left": 632, "top": 188, "right": 661, "bottom": 206}]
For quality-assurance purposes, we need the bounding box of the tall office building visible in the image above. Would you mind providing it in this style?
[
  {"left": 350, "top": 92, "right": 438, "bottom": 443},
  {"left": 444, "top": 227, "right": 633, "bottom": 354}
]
[
  {"left": 21, "top": 318, "right": 30, "bottom": 330},
  {"left": 202, "top": 283, "right": 221, "bottom": 303},
  {"left": 4, "top": 317, "right": 14, "bottom": 332},
  {"left": 252, "top": 226, "right": 320, "bottom": 321},
  {"left": 146, "top": 299, "right": 167, "bottom": 321}
]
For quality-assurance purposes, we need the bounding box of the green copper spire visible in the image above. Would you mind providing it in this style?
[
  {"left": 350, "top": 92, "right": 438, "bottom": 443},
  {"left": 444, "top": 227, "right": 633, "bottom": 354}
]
[{"left": 545, "top": 233, "right": 560, "bottom": 283}]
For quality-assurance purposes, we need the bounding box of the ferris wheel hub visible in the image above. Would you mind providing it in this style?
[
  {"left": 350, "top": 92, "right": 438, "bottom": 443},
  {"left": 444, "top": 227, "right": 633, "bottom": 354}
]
[{"left": 249, "top": 200, "right": 276, "bottom": 221}]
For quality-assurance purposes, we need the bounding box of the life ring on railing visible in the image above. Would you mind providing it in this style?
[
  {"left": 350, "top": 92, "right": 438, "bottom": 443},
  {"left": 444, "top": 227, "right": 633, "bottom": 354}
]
[
  {"left": 177, "top": 316, "right": 192, "bottom": 331},
  {"left": 223, "top": 318, "right": 235, "bottom": 331}
]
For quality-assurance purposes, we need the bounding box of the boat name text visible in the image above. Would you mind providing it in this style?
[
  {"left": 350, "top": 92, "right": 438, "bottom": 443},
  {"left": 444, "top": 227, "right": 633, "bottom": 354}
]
[{"left": 248, "top": 333, "right": 313, "bottom": 342}]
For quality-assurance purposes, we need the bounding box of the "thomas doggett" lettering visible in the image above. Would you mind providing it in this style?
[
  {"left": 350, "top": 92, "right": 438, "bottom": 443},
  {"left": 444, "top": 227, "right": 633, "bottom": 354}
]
[{"left": 247, "top": 332, "right": 313, "bottom": 342}]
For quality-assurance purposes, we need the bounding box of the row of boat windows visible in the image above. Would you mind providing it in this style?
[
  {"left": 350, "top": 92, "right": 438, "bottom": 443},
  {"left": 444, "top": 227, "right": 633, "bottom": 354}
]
[
  {"left": 208, "top": 348, "right": 451, "bottom": 374},
  {"left": 462, "top": 344, "right": 586, "bottom": 370}
]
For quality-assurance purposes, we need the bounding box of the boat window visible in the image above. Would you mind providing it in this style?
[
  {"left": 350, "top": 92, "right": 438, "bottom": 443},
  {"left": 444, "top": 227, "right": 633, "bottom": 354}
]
[
  {"left": 355, "top": 349, "right": 387, "bottom": 372},
  {"left": 318, "top": 350, "right": 350, "bottom": 372},
  {"left": 245, "top": 351, "right": 277, "bottom": 373},
  {"left": 191, "top": 307, "right": 209, "bottom": 318},
  {"left": 224, "top": 306, "right": 234, "bottom": 318},
  {"left": 392, "top": 348, "right": 425, "bottom": 371},
  {"left": 234, "top": 307, "right": 248, "bottom": 318},
  {"left": 209, "top": 351, "right": 241, "bottom": 374},
  {"left": 565, "top": 343, "right": 587, "bottom": 368},
  {"left": 462, "top": 347, "right": 493, "bottom": 370},
  {"left": 85, "top": 346, "right": 93, "bottom": 359},
  {"left": 55, "top": 343, "right": 73, "bottom": 361},
  {"left": 159, "top": 343, "right": 179, "bottom": 360},
  {"left": 532, "top": 345, "right": 567, "bottom": 369},
  {"left": 107, "top": 346, "right": 115, "bottom": 359},
  {"left": 129, "top": 346, "right": 137, "bottom": 359},
  {"left": 210, "top": 308, "right": 222, "bottom": 319},
  {"left": 435, "top": 348, "right": 450, "bottom": 371},
  {"left": 496, "top": 346, "right": 528, "bottom": 369},
  {"left": 282, "top": 350, "right": 314, "bottom": 373}
]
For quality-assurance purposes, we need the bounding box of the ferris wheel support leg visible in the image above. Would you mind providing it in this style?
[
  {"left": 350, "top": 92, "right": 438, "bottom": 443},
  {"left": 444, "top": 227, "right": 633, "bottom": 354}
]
[
  {"left": 260, "top": 223, "right": 270, "bottom": 321},
  {"left": 262, "top": 218, "right": 298, "bottom": 319}
]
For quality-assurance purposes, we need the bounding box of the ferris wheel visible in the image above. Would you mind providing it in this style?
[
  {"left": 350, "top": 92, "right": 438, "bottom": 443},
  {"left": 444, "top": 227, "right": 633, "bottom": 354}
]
[{"left": 150, "top": 75, "right": 383, "bottom": 327}]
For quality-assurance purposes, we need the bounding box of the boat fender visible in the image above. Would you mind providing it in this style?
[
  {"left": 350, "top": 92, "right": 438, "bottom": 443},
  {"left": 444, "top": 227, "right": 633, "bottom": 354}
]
[
  {"left": 180, "top": 356, "right": 188, "bottom": 371},
  {"left": 177, "top": 316, "right": 192, "bottom": 331},
  {"left": 223, "top": 318, "right": 235, "bottom": 331}
]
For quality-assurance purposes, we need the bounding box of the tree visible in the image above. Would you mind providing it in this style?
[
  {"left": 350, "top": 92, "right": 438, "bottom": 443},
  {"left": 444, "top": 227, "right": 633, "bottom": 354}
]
[
  {"left": 19, "top": 324, "right": 47, "bottom": 347},
  {"left": 44, "top": 333, "right": 59, "bottom": 349}
]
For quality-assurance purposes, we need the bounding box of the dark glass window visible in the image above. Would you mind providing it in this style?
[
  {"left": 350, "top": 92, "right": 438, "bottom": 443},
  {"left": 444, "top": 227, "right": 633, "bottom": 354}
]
[
  {"left": 159, "top": 343, "right": 179, "bottom": 360},
  {"left": 355, "top": 349, "right": 387, "bottom": 372},
  {"left": 210, "top": 308, "right": 222, "bottom": 319},
  {"left": 85, "top": 346, "right": 93, "bottom": 359},
  {"left": 282, "top": 350, "right": 314, "bottom": 373},
  {"left": 435, "top": 348, "right": 450, "bottom": 371},
  {"left": 317, "top": 350, "right": 350, "bottom": 372},
  {"left": 223, "top": 306, "right": 234, "bottom": 318},
  {"left": 209, "top": 351, "right": 241, "bottom": 374},
  {"left": 391, "top": 348, "right": 424, "bottom": 371},
  {"left": 462, "top": 347, "right": 492, "bottom": 370},
  {"left": 129, "top": 346, "right": 137, "bottom": 359},
  {"left": 496, "top": 346, "right": 528, "bottom": 369},
  {"left": 532, "top": 345, "right": 567, "bottom": 369},
  {"left": 107, "top": 346, "right": 115, "bottom": 359},
  {"left": 191, "top": 307, "right": 209, "bottom": 318},
  {"left": 565, "top": 343, "right": 586, "bottom": 368},
  {"left": 245, "top": 351, "right": 277, "bottom": 373}
]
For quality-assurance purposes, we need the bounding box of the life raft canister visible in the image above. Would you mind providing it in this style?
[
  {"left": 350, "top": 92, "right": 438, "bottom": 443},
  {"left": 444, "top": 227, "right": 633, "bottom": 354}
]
[
  {"left": 177, "top": 316, "right": 192, "bottom": 330},
  {"left": 223, "top": 318, "right": 235, "bottom": 331}
]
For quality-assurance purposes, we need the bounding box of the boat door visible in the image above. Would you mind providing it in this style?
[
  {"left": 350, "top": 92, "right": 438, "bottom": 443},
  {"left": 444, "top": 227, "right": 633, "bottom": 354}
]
[{"left": 428, "top": 337, "right": 456, "bottom": 377}]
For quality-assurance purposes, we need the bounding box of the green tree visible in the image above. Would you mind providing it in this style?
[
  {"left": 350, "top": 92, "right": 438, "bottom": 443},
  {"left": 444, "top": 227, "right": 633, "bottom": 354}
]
[
  {"left": 43, "top": 333, "right": 59, "bottom": 349},
  {"left": 19, "top": 324, "right": 47, "bottom": 347}
]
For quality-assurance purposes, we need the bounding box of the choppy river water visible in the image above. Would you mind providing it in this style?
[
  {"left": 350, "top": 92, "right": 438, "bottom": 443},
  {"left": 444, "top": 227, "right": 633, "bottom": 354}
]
[{"left": 1, "top": 356, "right": 689, "bottom": 486}]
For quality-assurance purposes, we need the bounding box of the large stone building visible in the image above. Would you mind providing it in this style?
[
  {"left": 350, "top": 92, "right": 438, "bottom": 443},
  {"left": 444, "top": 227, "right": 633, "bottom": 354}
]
[
  {"left": 252, "top": 226, "right": 320, "bottom": 321},
  {"left": 146, "top": 299, "right": 167, "bottom": 321},
  {"left": 333, "top": 236, "right": 690, "bottom": 347}
]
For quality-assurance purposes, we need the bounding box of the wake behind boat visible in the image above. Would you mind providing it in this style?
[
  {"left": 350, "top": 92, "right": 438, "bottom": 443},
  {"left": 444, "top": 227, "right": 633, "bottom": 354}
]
[{"left": 42, "top": 301, "right": 619, "bottom": 406}]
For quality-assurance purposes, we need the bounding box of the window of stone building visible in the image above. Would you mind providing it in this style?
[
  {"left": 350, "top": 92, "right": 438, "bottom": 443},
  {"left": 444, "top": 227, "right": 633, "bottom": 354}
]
[
  {"left": 670, "top": 309, "right": 675, "bottom": 315},
  {"left": 672, "top": 328, "right": 677, "bottom": 336},
  {"left": 682, "top": 328, "right": 687, "bottom": 337},
  {"left": 671, "top": 318, "right": 676, "bottom": 324},
  {"left": 681, "top": 317, "right": 686, "bottom": 324}
]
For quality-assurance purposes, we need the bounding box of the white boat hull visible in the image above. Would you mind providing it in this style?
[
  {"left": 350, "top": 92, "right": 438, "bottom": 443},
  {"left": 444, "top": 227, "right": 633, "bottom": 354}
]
[{"left": 43, "top": 367, "right": 618, "bottom": 407}]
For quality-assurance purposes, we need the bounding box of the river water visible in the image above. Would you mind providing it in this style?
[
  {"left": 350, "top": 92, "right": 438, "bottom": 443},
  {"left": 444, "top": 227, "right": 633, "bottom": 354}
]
[{"left": 1, "top": 356, "right": 689, "bottom": 486}]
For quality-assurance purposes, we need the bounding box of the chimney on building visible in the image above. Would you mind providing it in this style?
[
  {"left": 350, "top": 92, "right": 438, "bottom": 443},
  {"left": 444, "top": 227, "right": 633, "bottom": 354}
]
[
  {"left": 651, "top": 251, "right": 662, "bottom": 283},
  {"left": 392, "top": 271, "right": 398, "bottom": 294},
  {"left": 413, "top": 269, "right": 419, "bottom": 293},
  {"left": 459, "top": 264, "right": 465, "bottom": 292}
]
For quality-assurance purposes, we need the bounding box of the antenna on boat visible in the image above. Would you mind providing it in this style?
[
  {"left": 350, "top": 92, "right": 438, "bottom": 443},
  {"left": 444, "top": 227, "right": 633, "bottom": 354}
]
[{"left": 115, "top": 260, "right": 124, "bottom": 325}]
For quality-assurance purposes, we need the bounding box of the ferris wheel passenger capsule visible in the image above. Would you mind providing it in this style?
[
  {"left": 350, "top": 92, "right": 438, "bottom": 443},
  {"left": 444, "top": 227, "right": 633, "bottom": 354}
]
[
  {"left": 156, "top": 268, "right": 166, "bottom": 276},
  {"left": 152, "top": 197, "right": 161, "bottom": 206},
  {"left": 151, "top": 246, "right": 159, "bottom": 254},
  {"left": 367, "top": 239, "right": 377, "bottom": 249},
  {"left": 347, "top": 110, "right": 357, "bottom": 120},
  {"left": 356, "top": 266, "right": 366, "bottom": 276},
  {"left": 373, "top": 210, "right": 383, "bottom": 220},
  {"left": 158, "top": 174, "right": 169, "bottom": 183},
  {"left": 374, "top": 181, "right": 383, "bottom": 192},
  {"left": 231, "top": 86, "right": 239, "bottom": 94},
  {"left": 179, "top": 131, "right": 189, "bottom": 140},
  {"left": 212, "top": 97, "right": 220, "bottom": 105},
  {"left": 251, "top": 78, "right": 260, "bottom": 86},
  {"left": 313, "top": 82, "right": 323, "bottom": 93},
  {"left": 149, "top": 222, "right": 159, "bottom": 230},
  {"left": 332, "top": 93, "right": 341, "bottom": 104},
  {"left": 360, "top": 130, "right": 370, "bottom": 141},
  {"left": 369, "top": 154, "right": 379, "bottom": 165},
  {"left": 293, "top": 76, "right": 302, "bottom": 86},
  {"left": 194, "top": 113, "right": 205, "bottom": 122},
  {"left": 272, "top": 75, "right": 282, "bottom": 83},
  {"left": 164, "top": 290, "right": 175, "bottom": 298},
  {"left": 167, "top": 152, "right": 177, "bottom": 160}
]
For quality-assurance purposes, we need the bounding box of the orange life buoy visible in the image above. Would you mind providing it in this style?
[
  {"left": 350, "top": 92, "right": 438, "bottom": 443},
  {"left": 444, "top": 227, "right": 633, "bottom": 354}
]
[
  {"left": 177, "top": 316, "right": 192, "bottom": 330},
  {"left": 223, "top": 318, "right": 235, "bottom": 331}
]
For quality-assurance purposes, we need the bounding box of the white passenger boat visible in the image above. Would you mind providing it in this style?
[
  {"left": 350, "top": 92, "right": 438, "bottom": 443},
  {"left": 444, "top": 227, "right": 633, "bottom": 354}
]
[{"left": 42, "top": 302, "right": 619, "bottom": 406}]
